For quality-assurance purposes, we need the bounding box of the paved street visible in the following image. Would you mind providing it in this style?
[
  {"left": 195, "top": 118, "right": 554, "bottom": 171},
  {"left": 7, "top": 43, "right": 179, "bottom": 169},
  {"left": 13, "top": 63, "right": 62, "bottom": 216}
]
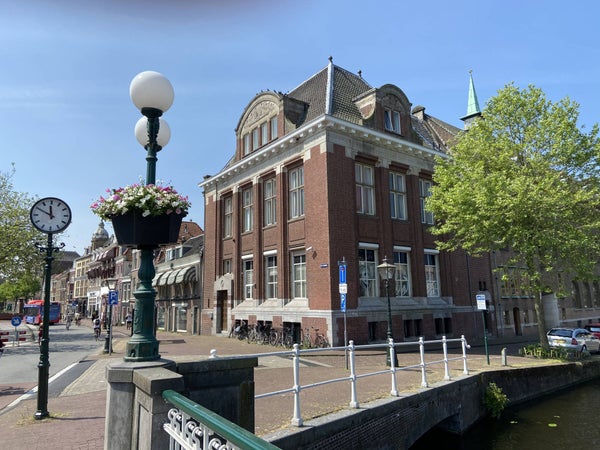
[{"left": 0, "top": 320, "right": 554, "bottom": 449}]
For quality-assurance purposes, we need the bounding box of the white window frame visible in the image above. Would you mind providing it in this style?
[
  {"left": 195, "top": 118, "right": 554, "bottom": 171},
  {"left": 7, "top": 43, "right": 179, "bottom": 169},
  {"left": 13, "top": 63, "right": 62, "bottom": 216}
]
[
  {"left": 356, "top": 163, "right": 375, "bottom": 215},
  {"left": 243, "top": 133, "right": 251, "bottom": 155},
  {"left": 223, "top": 196, "right": 232, "bottom": 238},
  {"left": 420, "top": 179, "right": 434, "bottom": 225},
  {"left": 424, "top": 250, "right": 440, "bottom": 297},
  {"left": 384, "top": 109, "right": 401, "bottom": 134},
  {"left": 389, "top": 171, "right": 407, "bottom": 220},
  {"left": 270, "top": 116, "right": 278, "bottom": 140},
  {"left": 252, "top": 128, "right": 259, "bottom": 151},
  {"left": 242, "top": 188, "right": 253, "bottom": 233},
  {"left": 291, "top": 251, "right": 307, "bottom": 299},
  {"left": 393, "top": 247, "right": 411, "bottom": 297},
  {"left": 261, "top": 122, "right": 268, "bottom": 146},
  {"left": 263, "top": 178, "right": 276, "bottom": 227},
  {"left": 243, "top": 258, "right": 253, "bottom": 300},
  {"left": 265, "top": 254, "right": 278, "bottom": 299},
  {"left": 358, "top": 245, "right": 378, "bottom": 297},
  {"left": 289, "top": 166, "right": 305, "bottom": 219}
]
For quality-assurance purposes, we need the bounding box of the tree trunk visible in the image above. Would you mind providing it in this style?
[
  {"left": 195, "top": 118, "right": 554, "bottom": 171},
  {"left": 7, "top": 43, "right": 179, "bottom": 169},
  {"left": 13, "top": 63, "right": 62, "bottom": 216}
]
[{"left": 534, "top": 289, "right": 549, "bottom": 349}]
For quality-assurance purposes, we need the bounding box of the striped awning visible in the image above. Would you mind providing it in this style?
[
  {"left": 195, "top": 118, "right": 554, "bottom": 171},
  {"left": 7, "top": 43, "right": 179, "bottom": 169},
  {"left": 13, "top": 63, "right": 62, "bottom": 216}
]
[{"left": 153, "top": 266, "right": 197, "bottom": 287}]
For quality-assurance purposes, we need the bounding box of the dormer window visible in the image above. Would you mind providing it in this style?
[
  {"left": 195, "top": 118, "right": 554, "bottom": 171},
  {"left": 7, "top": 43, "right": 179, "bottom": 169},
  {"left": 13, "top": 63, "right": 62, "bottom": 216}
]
[
  {"left": 241, "top": 114, "right": 279, "bottom": 157},
  {"left": 384, "top": 109, "right": 401, "bottom": 134}
]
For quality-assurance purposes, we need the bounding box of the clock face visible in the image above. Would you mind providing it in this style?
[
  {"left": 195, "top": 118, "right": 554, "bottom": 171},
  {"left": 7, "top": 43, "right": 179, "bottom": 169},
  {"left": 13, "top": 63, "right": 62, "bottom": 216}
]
[{"left": 30, "top": 197, "right": 72, "bottom": 234}]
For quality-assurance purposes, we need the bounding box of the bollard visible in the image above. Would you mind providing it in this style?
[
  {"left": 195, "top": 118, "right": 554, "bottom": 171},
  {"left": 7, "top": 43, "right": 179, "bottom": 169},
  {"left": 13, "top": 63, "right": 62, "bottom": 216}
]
[{"left": 501, "top": 347, "right": 507, "bottom": 366}]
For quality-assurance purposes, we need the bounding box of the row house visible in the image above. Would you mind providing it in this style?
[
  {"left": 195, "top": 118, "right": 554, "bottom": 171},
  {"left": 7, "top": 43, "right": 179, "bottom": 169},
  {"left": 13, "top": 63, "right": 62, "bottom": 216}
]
[{"left": 200, "top": 60, "right": 495, "bottom": 346}]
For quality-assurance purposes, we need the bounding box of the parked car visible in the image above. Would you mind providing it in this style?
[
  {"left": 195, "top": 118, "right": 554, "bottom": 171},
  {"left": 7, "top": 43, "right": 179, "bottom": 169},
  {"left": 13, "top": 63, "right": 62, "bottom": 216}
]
[
  {"left": 546, "top": 328, "right": 600, "bottom": 353},
  {"left": 583, "top": 323, "right": 600, "bottom": 340}
]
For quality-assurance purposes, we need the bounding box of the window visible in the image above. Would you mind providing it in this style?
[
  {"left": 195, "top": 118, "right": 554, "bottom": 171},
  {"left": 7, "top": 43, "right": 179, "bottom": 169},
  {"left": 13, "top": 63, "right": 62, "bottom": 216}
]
[
  {"left": 261, "top": 122, "right": 268, "bottom": 146},
  {"left": 265, "top": 255, "right": 277, "bottom": 299},
  {"left": 384, "top": 109, "right": 401, "bottom": 134},
  {"left": 358, "top": 247, "right": 377, "bottom": 297},
  {"left": 263, "top": 178, "right": 276, "bottom": 226},
  {"left": 393, "top": 250, "right": 411, "bottom": 297},
  {"left": 289, "top": 166, "right": 304, "bottom": 219},
  {"left": 243, "top": 259, "right": 253, "bottom": 300},
  {"left": 389, "top": 172, "right": 407, "bottom": 220},
  {"left": 424, "top": 252, "right": 440, "bottom": 297},
  {"left": 291, "top": 252, "right": 307, "bottom": 298},
  {"left": 223, "top": 196, "right": 232, "bottom": 238},
  {"left": 223, "top": 259, "right": 231, "bottom": 275},
  {"left": 242, "top": 188, "right": 253, "bottom": 233},
  {"left": 252, "top": 128, "right": 259, "bottom": 151},
  {"left": 166, "top": 247, "right": 182, "bottom": 261},
  {"left": 243, "top": 134, "right": 251, "bottom": 155},
  {"left": 356, "top": 163, "right": 375, "bottom": 215},
  {"left": 420, "top": 179, "right": 434, "bottom": 225},
  {"left": 270, "top": 116, "right": 278, "bottom": 140}
]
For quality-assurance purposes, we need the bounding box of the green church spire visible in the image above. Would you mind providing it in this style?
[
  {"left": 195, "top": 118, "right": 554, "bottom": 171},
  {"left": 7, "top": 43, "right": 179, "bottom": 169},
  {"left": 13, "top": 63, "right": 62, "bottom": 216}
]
[{"left": 461, "top": 70, "right": 481, "bottom": 129}]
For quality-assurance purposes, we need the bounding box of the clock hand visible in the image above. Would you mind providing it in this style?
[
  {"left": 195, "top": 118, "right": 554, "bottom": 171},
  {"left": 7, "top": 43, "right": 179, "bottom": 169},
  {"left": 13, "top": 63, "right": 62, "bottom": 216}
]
[
  {"left": 36, "top": 206, "right": 52, "bottom": 216},
  {"left": 49, "top": 205, "right": 54, "bottom": 219}
]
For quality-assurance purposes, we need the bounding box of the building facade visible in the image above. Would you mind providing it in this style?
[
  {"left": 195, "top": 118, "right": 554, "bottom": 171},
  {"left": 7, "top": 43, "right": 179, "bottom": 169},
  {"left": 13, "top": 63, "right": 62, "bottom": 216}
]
[{"left": 200, "top": 60, "right": 495, "bottom": 345}]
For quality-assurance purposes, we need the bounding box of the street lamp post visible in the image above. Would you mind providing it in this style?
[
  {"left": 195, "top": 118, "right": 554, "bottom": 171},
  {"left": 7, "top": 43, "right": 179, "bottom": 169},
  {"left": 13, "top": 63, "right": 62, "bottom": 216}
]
[
  {"left": 125, "top": 71, "right": 174, "bottom": 362},
  {"left": 103, "top": 278, "right": 117, "bottom": 355},
  {"left": 378, "top": 257, "right": 398, "bottom": 367}
]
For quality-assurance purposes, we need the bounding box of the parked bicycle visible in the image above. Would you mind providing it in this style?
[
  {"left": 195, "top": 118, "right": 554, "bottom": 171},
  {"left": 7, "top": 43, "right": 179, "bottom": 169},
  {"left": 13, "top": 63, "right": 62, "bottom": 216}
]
[{"left": 302, "top": 327, "right": 330, "bottom": 348}]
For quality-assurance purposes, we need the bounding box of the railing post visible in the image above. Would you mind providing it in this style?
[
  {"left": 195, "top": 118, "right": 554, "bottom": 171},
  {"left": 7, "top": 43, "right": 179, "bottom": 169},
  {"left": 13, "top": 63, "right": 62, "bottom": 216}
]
[
  {"left": 461, "top": 335, "right": 470, "bottom": 375},
  {"left": 291, "top": 344, "right": 303, "bottom": 427},
  {"left": 348, "top": 340, "right": 359, "bottom": 408},
  {"left": 442, "top": 335, "right": 451, "bottom": 381},
  {"left": 419, "top": 336, "right": 428, "bottom": 387},
  {"left": 388, "top": 337, "right": 399, "bottom": 396}
]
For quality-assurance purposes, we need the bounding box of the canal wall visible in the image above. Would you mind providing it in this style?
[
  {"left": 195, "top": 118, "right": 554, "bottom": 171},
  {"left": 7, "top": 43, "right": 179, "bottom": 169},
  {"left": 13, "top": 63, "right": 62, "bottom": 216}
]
[{"left": 266, "top": 359, "right": 600, "bottom": 450}]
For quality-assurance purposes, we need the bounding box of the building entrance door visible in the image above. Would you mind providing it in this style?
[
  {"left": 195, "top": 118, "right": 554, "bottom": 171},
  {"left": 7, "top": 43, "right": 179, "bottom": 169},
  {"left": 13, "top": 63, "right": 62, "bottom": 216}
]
[{"left": 216, "top": 290, "right": 228, "bottom": 333}]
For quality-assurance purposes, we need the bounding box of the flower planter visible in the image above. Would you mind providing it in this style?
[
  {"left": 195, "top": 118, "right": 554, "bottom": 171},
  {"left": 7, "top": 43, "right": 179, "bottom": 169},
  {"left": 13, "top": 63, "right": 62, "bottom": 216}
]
[{"left": 111, "top": 212, "right": 185, "bottom": 247}]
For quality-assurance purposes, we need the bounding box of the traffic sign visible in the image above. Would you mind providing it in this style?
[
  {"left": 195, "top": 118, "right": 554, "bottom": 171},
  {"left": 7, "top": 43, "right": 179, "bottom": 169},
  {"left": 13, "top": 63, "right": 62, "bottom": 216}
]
[
  {"left": 340, "top": 293, "right": 346, "bottom": 312},
  {"left": 11, "top": 316, "right": 22, "bottom": 327},
  {"left": 476, "top": 294, "right": 486, "bottom": 310},
  {"left": 108, "top": 290, "right": 119, "bottom": 305}
]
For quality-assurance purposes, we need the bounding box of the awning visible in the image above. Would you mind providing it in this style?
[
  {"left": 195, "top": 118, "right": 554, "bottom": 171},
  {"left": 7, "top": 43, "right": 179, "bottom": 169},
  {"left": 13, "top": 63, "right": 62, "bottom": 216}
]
[
  {"left": 152, "top": 272, "right": 166, "bottom": 287},
  {"left": 166, "top": 269, "right": 180, "bottom": 285},
  {"left": 175, "top": 266, "right": 196, "bottom": 284}
]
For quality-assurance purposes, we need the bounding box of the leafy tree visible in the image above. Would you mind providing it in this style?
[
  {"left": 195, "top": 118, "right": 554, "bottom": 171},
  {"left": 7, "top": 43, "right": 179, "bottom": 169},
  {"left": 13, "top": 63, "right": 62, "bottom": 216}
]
[
  {"left": 0, "top": 166, "right": 45, "bottom": 284},
  {"left": 0, "top": 272, "right": 40, "bottom": 303},
  {"left": 427, "top": 84, "right": 600, "bottom": 348}
]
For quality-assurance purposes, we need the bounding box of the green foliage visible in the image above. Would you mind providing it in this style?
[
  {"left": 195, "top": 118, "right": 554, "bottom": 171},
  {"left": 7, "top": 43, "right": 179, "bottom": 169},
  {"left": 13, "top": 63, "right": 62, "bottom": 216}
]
[
  {"left": 0, "top": 165, "right": 45, "bottom": 283},
  {"left": 0, "top": 272, "right": 41, "bottom": 302},
  {"left": 484, "top": 382, "right": 509, "bottom": 419},
  {"left": 427, "top": 84, "right": 600, "bottom": 347}
]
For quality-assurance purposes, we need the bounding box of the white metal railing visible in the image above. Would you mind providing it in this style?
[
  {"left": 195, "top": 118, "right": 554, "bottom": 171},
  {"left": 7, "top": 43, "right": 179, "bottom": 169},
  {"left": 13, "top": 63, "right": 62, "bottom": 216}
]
[{"left": 212, "top": 335, "right": 470, "bottom": 428}]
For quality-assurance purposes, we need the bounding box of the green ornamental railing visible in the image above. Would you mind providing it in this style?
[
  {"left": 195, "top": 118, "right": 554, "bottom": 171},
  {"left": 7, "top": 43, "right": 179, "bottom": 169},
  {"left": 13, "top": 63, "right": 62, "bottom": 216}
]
[{"left": 162, "top": 389, "right": 280, "bottom": 450}]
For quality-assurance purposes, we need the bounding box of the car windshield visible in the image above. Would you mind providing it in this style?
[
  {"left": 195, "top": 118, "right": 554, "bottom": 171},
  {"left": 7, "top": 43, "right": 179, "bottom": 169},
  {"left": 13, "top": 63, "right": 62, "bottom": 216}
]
[
  {"left": 586, "top": 326, "right": 600, "bottom": 332},
  {"left": 548, "top": 329, "right": 572, "bottom": 337}
]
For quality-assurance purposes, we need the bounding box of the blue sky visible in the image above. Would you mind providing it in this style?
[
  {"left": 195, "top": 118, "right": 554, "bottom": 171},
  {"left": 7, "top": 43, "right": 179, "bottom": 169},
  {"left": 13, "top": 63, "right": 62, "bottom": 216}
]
[{"left": 2, "top": 0, "right": 599, "bottom": 254}]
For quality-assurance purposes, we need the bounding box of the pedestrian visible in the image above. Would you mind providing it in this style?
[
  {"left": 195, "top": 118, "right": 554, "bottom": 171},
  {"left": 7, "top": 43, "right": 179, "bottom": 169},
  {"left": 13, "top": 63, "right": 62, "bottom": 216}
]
[
  {"left": 125, "top": 313, "right": 132, "bottom": 330},
  {"left": 0, "top": 337, "right": 4, "bottom": 358}
]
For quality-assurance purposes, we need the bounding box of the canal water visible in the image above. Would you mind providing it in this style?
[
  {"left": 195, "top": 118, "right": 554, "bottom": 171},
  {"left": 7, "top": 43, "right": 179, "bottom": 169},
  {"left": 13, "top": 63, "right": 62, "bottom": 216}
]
[{"left": 411, "top": 377, "right": 600, "bottom": 449}]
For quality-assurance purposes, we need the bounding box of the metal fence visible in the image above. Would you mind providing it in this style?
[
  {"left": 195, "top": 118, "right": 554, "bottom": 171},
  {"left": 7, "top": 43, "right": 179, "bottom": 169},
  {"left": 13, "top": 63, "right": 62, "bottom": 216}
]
[{"left": 162, "top": 335, "right": 470, "bottom": 448}]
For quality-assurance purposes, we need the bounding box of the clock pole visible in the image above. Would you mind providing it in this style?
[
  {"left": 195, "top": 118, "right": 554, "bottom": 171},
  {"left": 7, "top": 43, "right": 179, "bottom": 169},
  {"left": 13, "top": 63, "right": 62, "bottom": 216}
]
[
  {"left": 30, "top": 197, "right": 71, "bottom": 420},
  {"left": 34, "top": 233, "right": 64, "bottom": 419}
]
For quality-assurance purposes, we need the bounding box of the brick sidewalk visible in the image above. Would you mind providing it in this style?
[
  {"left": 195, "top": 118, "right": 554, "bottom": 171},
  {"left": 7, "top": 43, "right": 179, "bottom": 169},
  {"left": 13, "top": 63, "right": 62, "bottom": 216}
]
[{"left": 0, "top": 328, "right": 552, "bottom": 448}]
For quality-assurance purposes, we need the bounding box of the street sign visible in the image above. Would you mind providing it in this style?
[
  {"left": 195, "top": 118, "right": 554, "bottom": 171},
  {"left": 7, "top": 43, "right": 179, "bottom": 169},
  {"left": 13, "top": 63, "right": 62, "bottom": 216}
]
[
  {"left": 476, "top": 294, "right": 486, "bottom": 310},
  {"left": 11, "top": 316, "right": 22, "bottom": 327},
  {"left": 340, "top": 293, "right": 346, "bottom": 312},
  {"left": 339, "top": 283, "right": 347, "bottom": 294},
  {"left": 108, "top": 290, "right": 119, "bottom": 305}
]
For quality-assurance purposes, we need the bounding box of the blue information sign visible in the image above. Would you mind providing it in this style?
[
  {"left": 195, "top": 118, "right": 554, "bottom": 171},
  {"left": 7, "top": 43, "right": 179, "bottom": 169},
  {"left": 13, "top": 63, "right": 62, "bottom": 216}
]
[
  {"left": 339, "top": 264, "right": 346, "bottom": 284},
  {"left": 11, "top": 316, "right": 22, "bottom": 327},
  {"left": 340, "top": 293, "right": 346, "bottom": 313},
  {"left": 108, "top": 290, "right": 119, "bottom": 305}
]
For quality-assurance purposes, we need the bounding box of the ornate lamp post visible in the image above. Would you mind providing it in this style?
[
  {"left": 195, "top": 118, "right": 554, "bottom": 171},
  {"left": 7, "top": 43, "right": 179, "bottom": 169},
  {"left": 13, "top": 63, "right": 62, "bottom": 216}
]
[
  {"left": 377, "top": 257, "right": 398, "bottom": 367},
  {"left": 125, "top": 71, "right": 173, "bottom": 362}
]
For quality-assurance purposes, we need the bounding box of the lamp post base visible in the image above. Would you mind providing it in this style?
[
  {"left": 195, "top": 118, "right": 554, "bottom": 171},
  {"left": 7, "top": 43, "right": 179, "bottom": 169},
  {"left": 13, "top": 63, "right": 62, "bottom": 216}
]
[
  {"left": 386, "top": 349, "right": 399, "bottom": 368},
  {"left": 103, "top": 334, "right": 113, "bottom": 354},
  {"left": 124, "top": 338, "right": 160, "bottom": 362}
]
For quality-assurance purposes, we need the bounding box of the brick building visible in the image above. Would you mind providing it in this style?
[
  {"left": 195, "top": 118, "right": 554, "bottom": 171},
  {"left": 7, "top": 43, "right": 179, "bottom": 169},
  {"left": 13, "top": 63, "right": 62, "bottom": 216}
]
[{"left": 200, "top": 59, "right": 495, "bottom": 345}]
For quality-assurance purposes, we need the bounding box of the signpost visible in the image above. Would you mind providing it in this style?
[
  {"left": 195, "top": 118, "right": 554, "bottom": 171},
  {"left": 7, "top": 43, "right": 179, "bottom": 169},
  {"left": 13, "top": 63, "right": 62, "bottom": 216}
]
[
  {"left": 11, "top": 316, "right": 22, "bottom": 347},
  {"left": 476, "top": 293, "right": 490, "bottom": 365},
  {"left": 338, "top": 258, "right": 348, "bottom": 368}
]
